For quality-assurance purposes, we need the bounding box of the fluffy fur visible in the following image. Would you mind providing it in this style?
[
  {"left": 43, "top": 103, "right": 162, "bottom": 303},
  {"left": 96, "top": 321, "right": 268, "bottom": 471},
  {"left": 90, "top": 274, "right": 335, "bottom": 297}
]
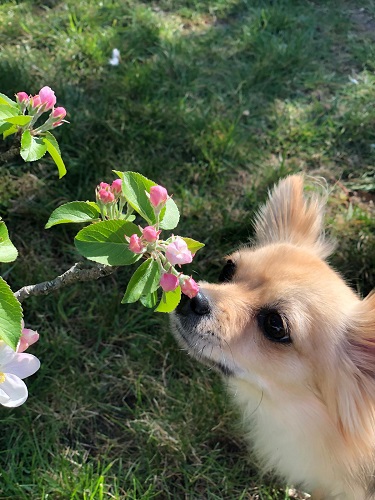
[{"left": 171, "top": 174, "right": 375, "bottom": 499}]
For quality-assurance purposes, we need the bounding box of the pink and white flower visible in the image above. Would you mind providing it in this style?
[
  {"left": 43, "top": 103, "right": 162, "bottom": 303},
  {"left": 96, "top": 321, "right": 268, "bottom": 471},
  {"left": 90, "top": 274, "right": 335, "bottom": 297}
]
[
  {"left": 181, "top": 277, "right": 199, "bottom": 298},
  {"left": 149, "top": 185, "right": 168, "bottom": 208},
  {"left": 160, "top": 273, "right": 179, "bottom": 292},
  {"left": 17, "top": 321, "right": 39, "bottom": 354},
  {"left": 165, "top": 237, "right": 193, "bottom": 266},
  {"left": 128, "top": 234, "right": 144, "bottom": 254},
  {"left": 0, "top": 341, "right": 40, "bottom": 408},
  {"left": 142, "top": 226, "right": 160, "bottom": 243},
  {"left": 39, "top": 86, "right": 56, "bottom": 111}
]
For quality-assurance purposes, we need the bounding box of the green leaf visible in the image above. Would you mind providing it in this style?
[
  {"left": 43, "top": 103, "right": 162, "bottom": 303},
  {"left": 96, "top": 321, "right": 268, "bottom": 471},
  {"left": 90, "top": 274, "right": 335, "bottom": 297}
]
[
  {"left": 159, "top": 197, "right": 180, "bottom": 230},
  {"left": 114, "top": 171, "right": 155, "bottom": 224},
  {"left": 114, "top": 171, "right": 180, "bottom": 230},
  {"left": 181, "top": 237, "right": 205, "bottom": 255},
  {"left": 3, "top": 124, "right": 18, "bottom": 139},
  {"left": 0, "top": 93, "right": 18, "bottom": 107},
  {"left": 140, "top": 291, "right": 159, "bottom": 308},
  {"left": 2, "top": 115, "right": 32, "bottom": 126},
  {"left": 0, "top": 123, "right": 12, "bottom": 135},
  {"left": 0, "top": 277, "right": 22, "bottom": 350},
  {"left": 155, "top": 286, "right": 181, "bottom": 313},
  {"left": 43, "top": 132, "right": 66, "bottom": 178},
  {"left": 20, "top": 130, "right": 47, "bottom": 162},
  {"left": 74, "top": 220, "right": 142, "bottom": 266},
  {"left": 121, "top": 259, "right": 161, "bottom": 304},
  {"left": 45, "top": 201, "right": 100, "bottom": 229},
  {"left": 0, "top": 104, "right": 19, "bottom": 120},
  {"left": 0, "top": 222, "right": 18, "bottom": 263}
]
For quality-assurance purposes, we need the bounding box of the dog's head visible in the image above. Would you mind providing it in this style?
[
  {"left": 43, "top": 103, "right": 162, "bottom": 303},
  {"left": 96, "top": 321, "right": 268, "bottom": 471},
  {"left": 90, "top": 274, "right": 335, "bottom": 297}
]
[{"left": 171, "top": 174, "right": 375, "bottom": 441}]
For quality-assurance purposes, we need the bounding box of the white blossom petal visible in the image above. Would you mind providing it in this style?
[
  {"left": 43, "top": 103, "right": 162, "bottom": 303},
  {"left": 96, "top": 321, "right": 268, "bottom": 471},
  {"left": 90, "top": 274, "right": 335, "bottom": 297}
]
[
  {"left": 0, "top": 387, "right": 10, "bottom": 405},
  {"left": 0, "top": 342, "right": 16, "bottom": 366},
  {"left": 4, "top": 353, "right": 40, "bottom": 379},
  {"left": 0, "top": 374, "right": 28, "bottom": 407}
]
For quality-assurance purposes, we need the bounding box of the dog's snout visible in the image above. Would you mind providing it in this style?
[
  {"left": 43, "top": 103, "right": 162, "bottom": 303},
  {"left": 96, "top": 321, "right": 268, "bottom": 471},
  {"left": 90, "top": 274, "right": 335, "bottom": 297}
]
[{"left": 176, "top": 291, "right": 211, "bottom": 317}]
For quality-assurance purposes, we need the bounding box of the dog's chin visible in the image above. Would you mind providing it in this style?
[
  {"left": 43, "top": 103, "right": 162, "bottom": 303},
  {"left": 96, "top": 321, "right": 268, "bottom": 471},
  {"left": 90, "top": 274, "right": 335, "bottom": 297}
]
[{"left": 170, "top": 311, "right": 236, "bottom": 377}]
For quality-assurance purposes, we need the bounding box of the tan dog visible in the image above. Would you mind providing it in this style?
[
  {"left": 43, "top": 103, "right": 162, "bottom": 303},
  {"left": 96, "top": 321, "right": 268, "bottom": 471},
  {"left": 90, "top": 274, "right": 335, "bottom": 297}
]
[{"left": 171, "top": 175, "right": 375, "bottom": 499}]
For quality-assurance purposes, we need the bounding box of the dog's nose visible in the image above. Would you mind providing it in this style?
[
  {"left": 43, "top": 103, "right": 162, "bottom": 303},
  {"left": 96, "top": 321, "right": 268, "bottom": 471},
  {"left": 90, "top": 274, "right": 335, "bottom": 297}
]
[{"left": 176, "top": 291, "right": 211, "bottom": 316}]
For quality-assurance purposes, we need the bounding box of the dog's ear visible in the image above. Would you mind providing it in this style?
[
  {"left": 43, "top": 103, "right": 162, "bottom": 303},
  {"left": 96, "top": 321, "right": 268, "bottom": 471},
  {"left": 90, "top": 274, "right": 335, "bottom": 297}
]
[
  {"left": 347, "top": 291, "right": 375, "bottom": 378},
  {"left": 254, "top": 174, "right": 334, "bottom": 258},
  {"left": 327, "top": 292, "right": 375, "bottom": 444}
]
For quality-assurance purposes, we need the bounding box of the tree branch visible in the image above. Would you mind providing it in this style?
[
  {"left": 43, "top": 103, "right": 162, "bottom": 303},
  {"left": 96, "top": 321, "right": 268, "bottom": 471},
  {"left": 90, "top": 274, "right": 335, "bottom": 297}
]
[{"left": 14, "top": 262, "right": 117, "bottom": 303}]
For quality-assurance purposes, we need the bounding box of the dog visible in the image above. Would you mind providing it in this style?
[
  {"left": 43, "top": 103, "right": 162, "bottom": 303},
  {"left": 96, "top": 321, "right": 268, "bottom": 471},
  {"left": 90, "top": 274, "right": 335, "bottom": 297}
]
[{"left": 171, "top": 174, "right": 375, "bottom": 499}]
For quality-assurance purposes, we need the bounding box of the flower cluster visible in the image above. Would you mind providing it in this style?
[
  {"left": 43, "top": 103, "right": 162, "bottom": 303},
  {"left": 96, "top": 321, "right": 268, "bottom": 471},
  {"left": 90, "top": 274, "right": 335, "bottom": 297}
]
[
  {"left": 126, "top": 184, "right": 199, "bottom": 299},
  {"left": 95, "top": 179, "right": 127, "bottom": 220},
  {"left": 0, "top": 323, "right": 40, "bottom": 408},
  {"left": 16, "top": 86, "right": 67, "bottom": 133}
]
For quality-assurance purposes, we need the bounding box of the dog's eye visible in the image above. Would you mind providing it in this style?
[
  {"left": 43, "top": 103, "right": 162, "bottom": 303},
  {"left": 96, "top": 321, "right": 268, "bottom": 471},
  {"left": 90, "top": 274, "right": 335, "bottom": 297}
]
[
  {"left": 258, "top": 310, "right": 291, "bottom": 344},
  {"left": 219, "top": 259, "right": 236, "bottom": 283}
]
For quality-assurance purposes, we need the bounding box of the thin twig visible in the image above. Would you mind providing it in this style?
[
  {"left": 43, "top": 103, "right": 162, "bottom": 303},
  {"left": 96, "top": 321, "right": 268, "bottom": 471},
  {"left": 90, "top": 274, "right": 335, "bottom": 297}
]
[{"left": 14, "top": 262, "right": 117, "bottom": 303}]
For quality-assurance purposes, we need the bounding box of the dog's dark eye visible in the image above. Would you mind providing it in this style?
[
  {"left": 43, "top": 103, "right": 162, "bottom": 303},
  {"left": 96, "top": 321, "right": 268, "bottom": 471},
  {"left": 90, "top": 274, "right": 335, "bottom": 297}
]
[
  {"left": 219, "top": 259, "right": 236, "bottom": 283},
  {"left": 258, "top": 309, "right": 291, "bottom": 344}
]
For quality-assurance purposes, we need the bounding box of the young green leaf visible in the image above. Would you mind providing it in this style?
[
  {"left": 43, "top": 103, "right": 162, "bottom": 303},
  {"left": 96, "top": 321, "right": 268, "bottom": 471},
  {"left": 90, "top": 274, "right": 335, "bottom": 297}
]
[
  {"left": 0, "top": 104, "right": 19, "bottom": 121},
  {"left": 114, "top": 171, "right": 155, "bottom": 224},
  {"left": 155, "top": 286, "right": 182, "bottom": 313},
  {"left": 122, "top": 259, "right": 161, "bottom": 304},
  {"left": 0, "top": 222, "right": 18, "bottom": 263},
  {"left": 43, "top": 132, "right": 66, "bottom": 178},
  {"left": 45, "top": 201, "right": 100, "bottom": 229},
  {"left": 114, "top": 171, "right": 180, "bottom": 229},
  {"left": 159, "top": 198, "right": 180, "bottom": 230},
  {"left": 20, "top": 130, "right": 47, "bottom": 162},
  {"left": 2, "top": 115, "right": 32, "bottom": 126},
  {"left": 181, "top": 237, "right": 205, "bottom": 255},
  {"left": 0, "top": 277, "right": 22, "bottom": 351},
  {"left": 3, "top": 124, "right": 18, "bottom": 139},
  {"left": 0, "top": 93, "right": 18, "bottom": 107},
  {"left": 74, "top": 220, "right": 142, "bottom": 266},
  {"left": 140, "top": 291, "right": 159, "bottom": 308}
]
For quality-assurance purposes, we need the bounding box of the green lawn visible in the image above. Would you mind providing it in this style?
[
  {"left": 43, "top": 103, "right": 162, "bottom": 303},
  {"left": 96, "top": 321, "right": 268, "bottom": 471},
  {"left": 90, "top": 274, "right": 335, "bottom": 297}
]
[{"left": 0, "top": 0, "right": 374, "bottom": 498}]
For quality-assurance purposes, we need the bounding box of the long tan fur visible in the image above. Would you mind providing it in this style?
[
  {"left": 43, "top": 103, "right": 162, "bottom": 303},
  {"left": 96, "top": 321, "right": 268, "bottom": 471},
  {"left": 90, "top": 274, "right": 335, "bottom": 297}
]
[{"left": 172, "top": 174, "right": 375, "bottom": 499}]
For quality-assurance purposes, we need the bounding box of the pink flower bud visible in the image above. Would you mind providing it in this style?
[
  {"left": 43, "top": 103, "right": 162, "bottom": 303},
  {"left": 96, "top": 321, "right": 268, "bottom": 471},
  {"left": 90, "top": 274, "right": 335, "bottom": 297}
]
[
  {"left": 31, "top": 94, "right": 42, "bottom": 108},
  {"left": 111, "top": 179, "right": 122, "bottom": 194},
  {"left": 165, "top": 237, "right": 193, "bottom": 266},
  {"left": 142, "top": 226, "right": 160, "bottom": 243},
  {"left": 149, "top": 185, "right": 168, "bottom": 207},
  {"left": 181, "top": 277, "right": 199, "bottom": 298},
  {"left": 160, "top": 273, "right": 179, "bottom": 292},
  {"left": 52, "top": 106, "right": 66, "bottom": 120},
  {"left": 98, "top": 189, "right": 115, "bottom": 204},
  {"left": 39, "top": 86, "right": 56, "bottom": 110},
  {"left": 17, "top": 322, "right": 39, "bottom": 353},
  {"left": 128, "top": 234, "right": 144, "bottom": 254},
  {"left": 99, "top": 182, "right": 110, "bottom": 190},
  {"left": 16, "top": 92, "right": 29, "bottom": 104}
]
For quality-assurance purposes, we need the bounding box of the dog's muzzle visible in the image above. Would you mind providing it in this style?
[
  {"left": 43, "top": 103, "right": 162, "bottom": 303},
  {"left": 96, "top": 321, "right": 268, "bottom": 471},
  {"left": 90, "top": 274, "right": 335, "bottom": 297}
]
[{"left": 176, "top": 291, "right": 211, "bottom": 317}]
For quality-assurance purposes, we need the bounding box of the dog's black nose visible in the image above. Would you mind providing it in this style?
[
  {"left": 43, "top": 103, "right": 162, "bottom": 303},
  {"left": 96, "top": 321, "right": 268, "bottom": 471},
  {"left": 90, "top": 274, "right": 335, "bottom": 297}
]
[{"left": 176, "top": 291, "right": 211, "bottom": 316}]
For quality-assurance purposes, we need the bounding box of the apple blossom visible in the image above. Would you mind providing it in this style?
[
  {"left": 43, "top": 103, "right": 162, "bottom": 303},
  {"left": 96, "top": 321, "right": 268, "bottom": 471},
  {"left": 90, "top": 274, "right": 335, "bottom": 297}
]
[
  {"left": 39, "top": 86, "right": 56, "bottom": 110},
  {"left": 51, "top": 106, "right": 67, "bottom": 126},
  {"left": 165, "top": 237, "right": 193, "bottom": 266},
  {"left": 142, "top": 226, "right": 160, "bottom": 243},
  {"left": 128, "top": 234, "right": 144, "bottom": 254},
  {"left": 111, "top": 179, "right": 122, "bottom": 194},
  {"left": 30, "top": 94, "right": 42, "bottom": 108},
  {"left": 16, "top": 92, "right": 29, "bottom": 104},
  {"left": 160, "top": 273, "right": 179, "bottom": 292},
  {"left": 0, "top": 341, "right": 40, "bottom": 408},
  {"left": 98, "top": 189, "right": 115, "bottom": 204},
  {"left": 149, "top": 185, "right": 168, "bottom": 208},
  {"left": 17, "top": 322, "right": 39, "bottom": 353},
  {"left": 181, "top": 277, "right": 199, "bottom": 298}
]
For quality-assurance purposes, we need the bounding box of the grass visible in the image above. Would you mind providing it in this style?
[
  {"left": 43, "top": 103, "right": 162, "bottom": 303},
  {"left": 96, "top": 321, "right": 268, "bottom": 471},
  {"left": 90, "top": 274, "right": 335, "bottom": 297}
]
[{"left": 0, "top": 0, "right": 374, "bottom": 498}]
